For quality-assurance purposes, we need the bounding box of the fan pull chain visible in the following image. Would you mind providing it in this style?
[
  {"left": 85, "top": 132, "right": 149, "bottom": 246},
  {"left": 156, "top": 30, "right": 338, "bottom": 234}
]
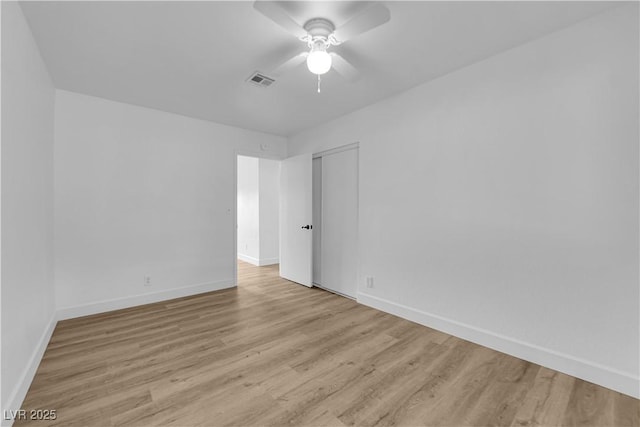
[{"left": 317, "top": 74, "right": 321, "bottom": 94}]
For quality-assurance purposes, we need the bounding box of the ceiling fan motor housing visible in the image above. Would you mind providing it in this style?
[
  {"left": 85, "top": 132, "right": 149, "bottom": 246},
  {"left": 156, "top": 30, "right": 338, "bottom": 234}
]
[{"left": 303, "top": 18, "right": 335, "bottom": 38}]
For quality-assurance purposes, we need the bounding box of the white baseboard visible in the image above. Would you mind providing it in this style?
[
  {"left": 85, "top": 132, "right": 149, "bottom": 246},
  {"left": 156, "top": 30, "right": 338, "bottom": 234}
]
[
  {"left": 57, "top": 279, "right": 235, "bottom": 320},
  {"left": 237, "top": 254, "right": 278, "bottom": 266},
  {"left": 357, "top": 292, "right": 640, "bottom": 399},
  {"left": 2, "top": 313, "right": 57, "bottom": 427},
  {"left": 237, "top": 253, "right": 260, "bottom": 266}
]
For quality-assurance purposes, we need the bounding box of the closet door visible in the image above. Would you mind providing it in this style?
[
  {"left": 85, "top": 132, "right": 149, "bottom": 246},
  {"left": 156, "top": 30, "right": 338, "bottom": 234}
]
[{"left": 320, "top": 148, "right": 358, "bottom": 298}]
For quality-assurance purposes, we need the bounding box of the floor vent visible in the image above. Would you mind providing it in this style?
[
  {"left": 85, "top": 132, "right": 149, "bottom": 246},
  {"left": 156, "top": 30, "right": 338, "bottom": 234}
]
[{"left": 247, "top": 72, "right": 275, "bottom": 88}]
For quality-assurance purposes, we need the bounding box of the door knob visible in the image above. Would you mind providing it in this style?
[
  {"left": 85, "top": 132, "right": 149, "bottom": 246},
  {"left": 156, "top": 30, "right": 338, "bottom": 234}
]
[{"left": 301, "top": 225, "right": 312, "bottom": 230}]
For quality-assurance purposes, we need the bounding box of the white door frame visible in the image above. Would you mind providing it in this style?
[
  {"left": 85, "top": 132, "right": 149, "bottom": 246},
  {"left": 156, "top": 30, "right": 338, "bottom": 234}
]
[
  {"left": 312, "top": 142, "right": 359, "bottom": 160},
  {"left": 233, "top": 149, "right": 284, "bottom": 286}
]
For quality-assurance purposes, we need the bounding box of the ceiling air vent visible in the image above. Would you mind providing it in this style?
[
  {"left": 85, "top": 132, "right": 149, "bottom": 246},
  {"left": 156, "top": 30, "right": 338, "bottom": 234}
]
[{"left": 247, "top": 72, "right": 275, "bottom": 88}]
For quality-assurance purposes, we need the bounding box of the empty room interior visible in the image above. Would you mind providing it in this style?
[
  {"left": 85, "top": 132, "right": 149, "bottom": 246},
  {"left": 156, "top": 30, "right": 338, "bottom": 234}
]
[{"left": 1, "top": 1, "right": 639, "bottom": 426}]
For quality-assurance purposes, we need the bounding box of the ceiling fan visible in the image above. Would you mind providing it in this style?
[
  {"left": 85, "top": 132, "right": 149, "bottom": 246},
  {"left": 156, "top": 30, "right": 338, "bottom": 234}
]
[{"left": 253, "top": 1, "right": 391, "bottom": 93}]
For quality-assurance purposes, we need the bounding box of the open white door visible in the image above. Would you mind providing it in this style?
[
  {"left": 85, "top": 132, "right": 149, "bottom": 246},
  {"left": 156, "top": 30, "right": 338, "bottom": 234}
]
[{"left": 279, "top": 153, "right": 312, "bottom": 287}]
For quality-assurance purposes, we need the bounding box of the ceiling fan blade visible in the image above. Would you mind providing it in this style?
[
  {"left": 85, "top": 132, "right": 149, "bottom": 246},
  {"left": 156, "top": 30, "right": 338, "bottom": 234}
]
[
  {"left": 271, "top": 51, "right": 308, "bottom": 76},
  {"left": 330, "top": 52, "right": 360, "bottom": 82},
  {"left": 333, "top": 3, "right": 390, "bottom": 43},
  {"left": 253, "top": 1, "right": 307, "bottom": 39}
]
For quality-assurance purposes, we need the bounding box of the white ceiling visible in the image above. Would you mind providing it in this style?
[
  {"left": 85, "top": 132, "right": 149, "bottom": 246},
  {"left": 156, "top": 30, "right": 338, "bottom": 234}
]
[{"left": 20, "top": 1, "right": 618, "bottom": 136}]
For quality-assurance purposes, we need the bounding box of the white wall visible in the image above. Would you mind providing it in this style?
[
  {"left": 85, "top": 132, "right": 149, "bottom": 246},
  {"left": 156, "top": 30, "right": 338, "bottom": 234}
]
[
  {"left": 258, "top": 158, "right": 280, "bottom": 265},
  {"left": 1, "top": 1, "right": 56, "bottom": 418},
  {"left": 237, "top": 156, "right": 260, "bottom": 264},
  {"left": 289, "top": 5, "right": 639, "bottom": 397},
  {"left": 54, "top": 90, "right": 286, "bottom": 319},
  {"left": 237, "top": 156, "right": 280, "bottom": 266}
]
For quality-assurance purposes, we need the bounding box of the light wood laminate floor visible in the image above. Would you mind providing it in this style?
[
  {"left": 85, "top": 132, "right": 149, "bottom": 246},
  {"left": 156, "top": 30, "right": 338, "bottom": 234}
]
[{"left": 17, "top": 261, "right": 639, "bottom": 426}]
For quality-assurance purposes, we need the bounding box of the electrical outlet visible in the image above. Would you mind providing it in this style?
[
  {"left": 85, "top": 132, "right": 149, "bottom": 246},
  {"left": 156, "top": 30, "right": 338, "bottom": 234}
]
[
  {"left": 144, "top": 276, "right": 152, "bottom": 287},
  {"left": 366, "top": 277, "right": 374, "bottom": 289}
]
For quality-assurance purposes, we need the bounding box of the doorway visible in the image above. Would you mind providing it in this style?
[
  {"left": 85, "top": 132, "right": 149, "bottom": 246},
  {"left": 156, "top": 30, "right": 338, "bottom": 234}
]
[{"left": 236, "top": 154, "right": 281, "bottom": 273}]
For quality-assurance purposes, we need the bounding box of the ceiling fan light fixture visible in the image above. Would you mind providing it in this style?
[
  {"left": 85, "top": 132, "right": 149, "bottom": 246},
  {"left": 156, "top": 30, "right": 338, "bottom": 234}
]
[{"left": 306, "top": 45, "right": 332, "bottom": 75}]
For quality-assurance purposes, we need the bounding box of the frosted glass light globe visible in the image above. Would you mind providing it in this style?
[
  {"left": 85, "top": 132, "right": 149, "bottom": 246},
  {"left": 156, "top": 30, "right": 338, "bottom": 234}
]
[{"left": 306, "top": 50, "right": 332, "bottom": 75}]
